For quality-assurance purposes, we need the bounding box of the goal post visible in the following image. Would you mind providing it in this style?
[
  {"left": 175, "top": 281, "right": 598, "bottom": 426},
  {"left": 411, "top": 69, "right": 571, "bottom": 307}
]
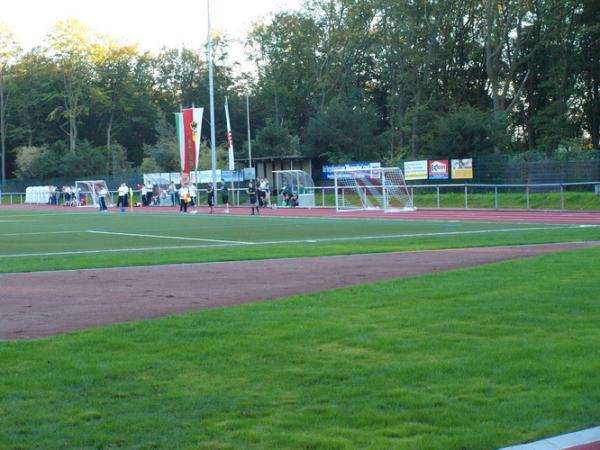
[
  {"left": 334, "top": 167, "right": 415, "bottom": 212},
  {"left": 273, "top": 170, "right": 316, "bottom": 207},
  {"left": 75, "top": 180, "right": 113, "bottom": 208}
]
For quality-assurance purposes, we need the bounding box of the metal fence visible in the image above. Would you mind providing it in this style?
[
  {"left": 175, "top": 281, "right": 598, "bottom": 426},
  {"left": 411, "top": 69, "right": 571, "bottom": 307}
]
[{"left": 3, "top": 181, "right": 599, "bottom": 211}]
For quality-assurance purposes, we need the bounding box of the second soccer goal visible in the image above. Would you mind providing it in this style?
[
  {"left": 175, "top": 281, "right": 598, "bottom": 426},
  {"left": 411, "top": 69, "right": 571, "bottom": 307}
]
[{"left": 333, "top": 167, "right": 415, "bottom": 212}]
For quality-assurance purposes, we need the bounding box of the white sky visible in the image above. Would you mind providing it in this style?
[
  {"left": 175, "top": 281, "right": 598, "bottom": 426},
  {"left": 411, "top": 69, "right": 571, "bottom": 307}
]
[{"left": 2, "top": 0, "right": 303, "bottom": 67}]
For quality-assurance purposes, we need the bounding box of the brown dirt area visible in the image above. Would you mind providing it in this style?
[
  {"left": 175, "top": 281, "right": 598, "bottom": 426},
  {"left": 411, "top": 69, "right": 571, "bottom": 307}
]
[{"left": 1, "top": 241, "right": 599, "bottom": 340}]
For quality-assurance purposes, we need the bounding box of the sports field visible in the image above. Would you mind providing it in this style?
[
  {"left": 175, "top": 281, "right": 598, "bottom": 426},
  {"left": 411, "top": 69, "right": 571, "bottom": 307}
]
[
  {"left": 1, "top": 207, "right": 600, "bottom": 273},
  {"left": 1, "top": 206, "right": 600, "bottom": 449}
]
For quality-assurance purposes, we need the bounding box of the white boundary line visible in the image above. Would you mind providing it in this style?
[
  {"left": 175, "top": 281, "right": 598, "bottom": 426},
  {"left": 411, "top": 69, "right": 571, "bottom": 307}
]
[
  {"left": 86, "top": 230, "right": 252, "bottom": 245},
  {"left": 0, "top": 225, "right": 591, "bottom": 260},
  {"left": 0, "top": 231, "right": 78, "bottom": 237},
  {"left": 499, "top": 425, "right": 600, "bottom": 449}
]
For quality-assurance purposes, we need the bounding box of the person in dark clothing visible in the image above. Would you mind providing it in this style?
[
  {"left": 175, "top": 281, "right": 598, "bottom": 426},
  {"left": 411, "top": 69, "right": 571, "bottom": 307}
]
[
  {"left": 207, "top": 183, "right": 215, "bottom": 214},
  {"left": 248, "top": 181, "right": 259, "bottom": 215}
]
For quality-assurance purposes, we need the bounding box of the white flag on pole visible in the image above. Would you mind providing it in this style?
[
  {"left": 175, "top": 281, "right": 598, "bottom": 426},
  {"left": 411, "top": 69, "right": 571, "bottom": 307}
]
[{"left": 225, "top": 97, "right": 235, "bottom": 171}]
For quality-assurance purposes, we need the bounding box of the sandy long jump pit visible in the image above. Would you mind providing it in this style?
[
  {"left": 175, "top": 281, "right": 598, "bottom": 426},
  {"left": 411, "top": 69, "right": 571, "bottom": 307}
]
[{"left": 1, "top": 241, "right": 599, "bottom": 340}]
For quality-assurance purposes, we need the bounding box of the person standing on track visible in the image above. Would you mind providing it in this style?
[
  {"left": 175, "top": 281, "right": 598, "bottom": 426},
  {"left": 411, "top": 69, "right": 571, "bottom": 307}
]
[
  {"left": 189, "top": 183, "right": 198, "bottom": 209},
  {"left": 117, "top": 183, "right": 128, "bottom": 208},
  {"left": 207, "top": 183, "right": 215, "bottom": 214},
  {"left": 168, "top": 181, "right": 176, "bottom": 206},
  {"left": 179, "top": 183, "right": 189, "bottom": 214},
  {"left": 98, "top": 186, "right": 108, "bottom": 212},
  {"left": 220, "top": 179, "right": 229, "bottom": 213},
  {"left": 248, "top": 180, "right": 259, "bottom": 215}
]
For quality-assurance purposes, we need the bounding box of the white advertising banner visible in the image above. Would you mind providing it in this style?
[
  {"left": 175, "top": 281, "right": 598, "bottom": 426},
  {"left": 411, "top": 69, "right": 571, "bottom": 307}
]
[{"left": 403, "top": 160, "right": 428, "bottom": 180}]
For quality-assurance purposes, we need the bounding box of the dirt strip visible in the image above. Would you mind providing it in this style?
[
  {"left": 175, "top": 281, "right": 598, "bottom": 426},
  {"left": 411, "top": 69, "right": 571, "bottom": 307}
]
[{"left": 1, "top": 241, "right": 599, "bottom": 340}]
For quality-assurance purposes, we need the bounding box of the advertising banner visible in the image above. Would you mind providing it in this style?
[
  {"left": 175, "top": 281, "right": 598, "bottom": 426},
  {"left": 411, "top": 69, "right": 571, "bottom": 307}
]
[
  {"left": 428, "top": 160, "right": 449, "bottom": 180},
  {"left": 451, "top": 159, "right": 473, "bottom": 179},
  {"left": 403, "top": 160, "right": 428, "bottom": 180},
  {"left": 322, "top": 162, "right": 381, "bottom": 180}
]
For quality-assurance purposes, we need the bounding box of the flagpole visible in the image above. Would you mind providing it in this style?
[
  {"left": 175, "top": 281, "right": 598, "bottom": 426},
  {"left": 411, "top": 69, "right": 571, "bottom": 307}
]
[
  {"left": 246, "top": 93, "right": 252, "bottom": 170},
  {"left": 225, "top": 97, "right": 235, "bottom": 204},
  {"left": 207, "top": 0, "right": 218, "bottom": 202}
]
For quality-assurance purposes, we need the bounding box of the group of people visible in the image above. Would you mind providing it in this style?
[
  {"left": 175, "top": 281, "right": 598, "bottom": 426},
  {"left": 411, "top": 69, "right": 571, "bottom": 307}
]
[
  {"left": 46, "top": 185, "right": 81, "bottom": 206},
  {"left": 280, "top": 183, "right": 299, "bottom": 207},
  {"left": 94, "top": 179, "right": 281, "bottom": 215},
  {"left": 177, "top": 179, "right": 230, "bottom": 214}
]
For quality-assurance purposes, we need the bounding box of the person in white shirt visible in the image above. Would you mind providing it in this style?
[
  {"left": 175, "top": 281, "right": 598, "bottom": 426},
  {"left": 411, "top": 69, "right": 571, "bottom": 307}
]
[
  {"left": 117, "top": 183, "right": 129, "bottom": 208},
  {"left": 98, "top": 187, "right": 108, "bottom": 212},
  {"left": 179, "top": 184, "right": 189, "bottom": 213},
  {"left": 145, "top": 181, "right": 153, "bottom": 206},
  {"left": 141, "top": 183, "right": 148, "bottom": 206},
  {"left": 63, "top": 186, "right": 72, "bottom": 206},
  {"left": 168, "top": 181, "right": 176, "bottom": 206},
  {"left": 188, "top": 183, "right": 198, "bottom": 207}
]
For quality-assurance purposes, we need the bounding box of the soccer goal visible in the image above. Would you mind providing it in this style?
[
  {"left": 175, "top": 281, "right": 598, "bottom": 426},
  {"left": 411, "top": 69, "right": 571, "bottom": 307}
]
[
  {"left": 75, "top": 180, "right": 113, "bottom": 208},
  {"left": 334, "top": 167, "right": 415, "bottom": 212},
  {"left": 273, "top": 170, "right": 315, "bottom": 207}
]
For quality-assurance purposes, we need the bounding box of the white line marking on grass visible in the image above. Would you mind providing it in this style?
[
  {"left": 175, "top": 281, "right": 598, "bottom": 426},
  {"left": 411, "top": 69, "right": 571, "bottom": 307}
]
[
  {"left": 0, "top": 231, "right": 80, "bottom": 237},
  {"left": 0, "top": 212, "right": 93, "bottom": 219},
  {"left": 0, "top": 224, "right": 591, "bottom": 260},
  {"left": 86, "top": 230, "right": 253, "bottom": 245},
  {"left": 257, "top": 225, "right": 589, "bottom": 245}
]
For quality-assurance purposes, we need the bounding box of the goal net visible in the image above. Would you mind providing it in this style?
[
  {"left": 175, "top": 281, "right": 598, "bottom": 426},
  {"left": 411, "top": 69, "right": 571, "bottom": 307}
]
[
  {"left": 75, "top": 180, "right": 113, "bottom": 208},
  {"left": 334, "top": 167, "right": 415, "bottom": 212},
  {"left": 273, "top": 170, "right": 315, "bottom": 207}
]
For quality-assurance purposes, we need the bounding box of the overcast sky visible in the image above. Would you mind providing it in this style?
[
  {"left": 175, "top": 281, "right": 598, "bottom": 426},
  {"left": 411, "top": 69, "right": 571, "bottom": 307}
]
[{"left": 2, "top": 0, "right": 302, "bottom": 66}]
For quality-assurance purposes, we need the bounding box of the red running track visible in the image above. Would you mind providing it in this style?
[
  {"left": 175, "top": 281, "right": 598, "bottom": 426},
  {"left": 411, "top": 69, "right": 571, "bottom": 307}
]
[{"left": 3, "top": 204, "right": 600, "bottom": 225}]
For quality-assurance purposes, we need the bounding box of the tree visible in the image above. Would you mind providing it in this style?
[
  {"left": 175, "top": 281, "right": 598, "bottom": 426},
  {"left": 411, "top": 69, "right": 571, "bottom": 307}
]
[
  {"left": 93, "top": 40, "right": 139, "bottom": 148},
  {"left": 304, "top": 96, "right": 378, "bottom": 162},
  {"left": 254, "top": 118, "right": 300, "bottom": 157},
  {"left": 0, "top": 25, "right": 20, "bottom": 186},
  {"left": 46, "top": 19, "right": 96, "bottom": 151},
  {"left": 580, "top": 0, "right": 600, "bottom": 149},
  {"left": 141, "top": 115, "right": 180, "bottom": 172}
]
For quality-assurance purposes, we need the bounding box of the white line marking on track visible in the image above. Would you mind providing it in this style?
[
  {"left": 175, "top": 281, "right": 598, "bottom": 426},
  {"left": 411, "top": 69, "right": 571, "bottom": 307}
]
[{"left": 86, "top": 230, "right": 253, "bottom": 245}]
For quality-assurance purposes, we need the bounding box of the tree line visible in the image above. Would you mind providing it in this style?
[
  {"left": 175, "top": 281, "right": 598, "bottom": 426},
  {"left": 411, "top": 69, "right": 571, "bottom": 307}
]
[{"left": 1, "top": 0, "right": 599, "bottom": 185}]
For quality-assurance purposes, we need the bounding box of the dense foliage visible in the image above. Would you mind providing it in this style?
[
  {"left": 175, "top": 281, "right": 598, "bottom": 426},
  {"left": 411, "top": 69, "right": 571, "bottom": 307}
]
[{"left": 0, "top": 0, "right": 598, "bottom": 184}]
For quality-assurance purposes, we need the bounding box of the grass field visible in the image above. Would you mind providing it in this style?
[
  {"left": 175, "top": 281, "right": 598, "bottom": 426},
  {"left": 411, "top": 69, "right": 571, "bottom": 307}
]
[
  {"left": 1, "top": 247, "right": 599, "bottom": 449},
  {"left": 1, "top": 208, "right": 600, "bottom": 449},
  {"left": 1, "top": 208, "right": 600, "bottom": 273}
]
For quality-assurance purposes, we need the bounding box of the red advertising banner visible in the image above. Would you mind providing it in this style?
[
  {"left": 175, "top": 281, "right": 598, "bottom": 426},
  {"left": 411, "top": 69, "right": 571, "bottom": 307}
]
[{"left": 428, "top": 160, "right": 449, "bottom": 179}]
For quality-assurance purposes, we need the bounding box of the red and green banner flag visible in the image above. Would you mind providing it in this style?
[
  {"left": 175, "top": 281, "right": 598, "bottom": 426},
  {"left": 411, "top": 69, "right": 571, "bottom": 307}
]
[{"left": 175, "top": 107, "right": 204, "bottom": 174}]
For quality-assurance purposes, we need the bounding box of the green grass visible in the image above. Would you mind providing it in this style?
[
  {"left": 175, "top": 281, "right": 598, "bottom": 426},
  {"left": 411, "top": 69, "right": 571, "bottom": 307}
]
[
  {"left": 412, "top": 191, "right": 600, "bottom": 210},
  {"left": 1, "top": 248, "right": 599, "bottom": 449},
  {"left": 307, "top": 190, "right": 600, "bottom": 210},
  {"left": 1, "top": 209, "right": 600, "bottom": 273}
]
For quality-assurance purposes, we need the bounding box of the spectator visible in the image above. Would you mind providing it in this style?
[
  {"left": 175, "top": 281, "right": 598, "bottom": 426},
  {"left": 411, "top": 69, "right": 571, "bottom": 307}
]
[
  {"left": 63, "top": 186, "right": 72, "bottom": 206},
  {"left": 117, "top": 183, "right": 129, "bottom": 208},
  {"left": 168, "top": 181, "right": 176, "bottom": 206},
  {"left": 145, "top": 181, "right": 153, "bottom": 206},
  {"left": 141, "top": 183, "right": 148, "bottom": 206},
  {"left": 248, "top": 180, "right": 259, "bottom": 215},
  {"left": 206, "top": 183, "right": 215, "bottom": 214},
  {"left": 179, "top": 184, "right": 189, "bottom": 214},
  {"left": 189, "top": 183, "right": 198, "bottom": 209},
  {"left": 98, "top": 186, "right": 108, "bottom": 212},
  {"left": 220, "top": 179, "right": 229, "bottom": 213}
]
